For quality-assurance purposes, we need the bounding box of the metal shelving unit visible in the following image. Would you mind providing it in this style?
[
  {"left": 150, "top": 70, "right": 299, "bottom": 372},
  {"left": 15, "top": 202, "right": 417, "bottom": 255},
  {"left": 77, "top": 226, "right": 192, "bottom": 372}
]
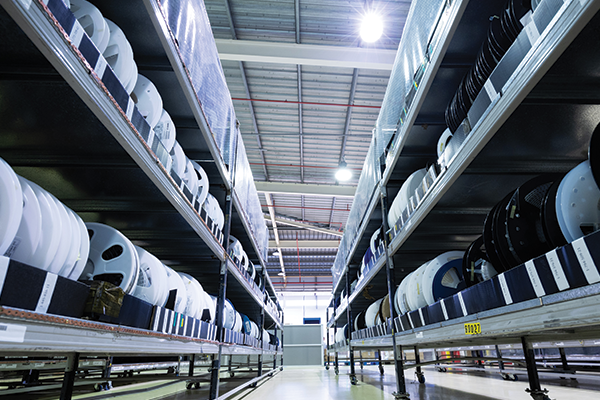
[
  {"left": 327, "top": 0, "right": 600, "bottom": 399},
  {"left": 0, "top": 0, "right": 282, "bottom": 398}
]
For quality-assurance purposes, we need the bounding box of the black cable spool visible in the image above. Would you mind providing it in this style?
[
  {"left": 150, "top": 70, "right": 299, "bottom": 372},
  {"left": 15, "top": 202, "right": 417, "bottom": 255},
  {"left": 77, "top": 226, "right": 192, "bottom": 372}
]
[
  {"left": 483, "top": 202, "right": 508, "bottom": 273},
  {"left": 462, "top": 236, "right": 491, "bottom": 287},
  {"left": 491, "top": 192, "right": 519, "bottom": 271},
  {"left": 540, "top": 177, "right": 568, "bottom": 249},
  {"left": 588, "top": 121, "right": 600, "bottom": 187},
  {"left": 504, "top": 175, "right": 558, "bottom": 266}
]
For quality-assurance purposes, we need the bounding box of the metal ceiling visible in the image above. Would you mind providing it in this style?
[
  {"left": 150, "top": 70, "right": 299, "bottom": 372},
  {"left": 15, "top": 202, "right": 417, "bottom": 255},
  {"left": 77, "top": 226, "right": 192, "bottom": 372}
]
[{"left": 204, "top": 0, "right": 410, "bottom": 291}]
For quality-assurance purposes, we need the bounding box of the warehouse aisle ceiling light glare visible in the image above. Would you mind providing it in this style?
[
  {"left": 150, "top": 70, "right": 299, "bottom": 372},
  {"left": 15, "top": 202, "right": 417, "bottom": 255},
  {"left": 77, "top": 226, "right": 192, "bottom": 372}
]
[
  {"left": 335, "top": 159, "right": 352, "bottom": 182},
  {"left": 360, "top": 11, "right": 384, "bottom": 43}
]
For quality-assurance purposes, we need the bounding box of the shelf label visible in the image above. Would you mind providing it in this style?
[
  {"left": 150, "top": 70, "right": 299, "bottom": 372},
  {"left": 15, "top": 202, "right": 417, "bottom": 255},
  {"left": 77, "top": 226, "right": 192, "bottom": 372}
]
[
  {"left": 572, "top": 237, "right": 600, "bottom": 284},
  {"left": 18, "top": 0, "right": 32, "bottom": 10},
  {"left": 525, "top": 260, "right": 546, "bottom": 297},
  {"left": 484, "top": 79, "right": 498, "bottom": 101},
  {"left": 70, "top": 21, "right": 85, "bottom": 48},
  {"left": 0, "top": 323, "right": 27, "bottom": 343},
  {"left": 546, "top": 250, "right": 570, "bottom": 291},
  {"left": 497, "top": 274, "right": 513, "bottom": 305},
  {"left": 524, "top": 19, "right": 540, "bottom": 47},
  {"left": 464, "top": 322, "right": 481, "bottom": 335}
]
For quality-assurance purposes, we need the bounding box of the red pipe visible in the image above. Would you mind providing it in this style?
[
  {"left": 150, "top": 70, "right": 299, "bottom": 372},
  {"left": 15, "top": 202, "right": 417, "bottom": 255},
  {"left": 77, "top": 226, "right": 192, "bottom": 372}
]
[
  {"left": 232, "top": 97, "right": 381, "bottom": 109},
  {"left": 250, "top": 162, "right": 362, "bottom": 171}
]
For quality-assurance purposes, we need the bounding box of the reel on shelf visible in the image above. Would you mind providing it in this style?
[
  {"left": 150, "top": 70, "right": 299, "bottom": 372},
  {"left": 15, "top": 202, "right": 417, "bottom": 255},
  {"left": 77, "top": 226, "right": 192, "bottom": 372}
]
[
  {"left": 27, "top": 181, "right": 61, "bottom": 272},
  {"left": 7, "top": 177, "right": 41, "bottom": 266},
  {"left": 132, "top": 74, "right": 163, "bottom": 129},
  {"left": 163, "top": 265, "right": 187, "bottom": 314},
  {"left": 365, "top": 298, "right": 384, "bottom": 328},
  {"left": 103, "top": 19, "right": 137, "bottom": 94},
  {"left": 132, "top": 245, "right": 169, "bottom": 307},
  {"left": 223, "top": 299, "right": 236, "bottom": 330},
  {"left": 462, "top": 236, "right": 498, "bottom": 287},
  {"left": 182, "top": 158, "right": 199, "bottom": 196},
  {"left": 84, "top": 222, "right": 140, "bottom": 295},
  {"left": 388, "top": 168, "right": 428, "bottom": 229},
  {"left": 421, "top": 251, "right": 465, "bottom": 305},
  {"left": 405, "top": 261, "right": 430, "bottom": 311},
  {"left": 394, "top": 271, "right": 413, "bottom": 316},
  {"left": 203, "top": 193, "right": 225, "bottom": 232},
  {"left": 437, "top": 128, "right": 453, "bottom": 159},
  {"left": 179, "top": 272, "right": 207, "bottom": 320},
  {"left": 354, "top": 310, "right": 367, "bottom": 331},
  {"left": 46, "top": 194, "right": 72, "bottom": 276},
  {"left": 169, "top": 142, "right": 186, "bottom": 179},
  {"left": 153, "top": 109, "right": 176, "bottom": 153},
  {"left": 190, "top": 160, "right": 210, "bottom": 208},
  {"left": 370, "top": 228, "right": 381, "bottom": 255},
  {"left": 70, "top": 0, "right": 110, "bottom": 54}
]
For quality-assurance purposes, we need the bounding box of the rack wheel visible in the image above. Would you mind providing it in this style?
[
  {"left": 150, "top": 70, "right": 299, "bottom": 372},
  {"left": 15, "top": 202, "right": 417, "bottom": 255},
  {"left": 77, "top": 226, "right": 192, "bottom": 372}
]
[
  {"left": 417, "top": 374, "right": 426, "bottom": 384},
  {"left": 350, "top": 375, "right": 358, "bottom": 385},
  {"left": 326, "top": 365, "right": 330, "bottom": 370},
  {"left": 167, "top": 367, "right": 176, "bottom": 374},
  {"left": 334, "top": 367, "right": 339, "bottom": 375},
  {"left": 230, "top": 372, "right": 235, "bottom": 378},
  {"left": 250, "top": 382, "right": 257, "bottom": 388},
  {"left": 94, "top": 382, "right": 112, "bottom": 392},
  {"left": 186, "top": 382, "right": 193, "bottom": 390},
  {"left": 379, "top": 365, "right": 384, "bottom": 375}
]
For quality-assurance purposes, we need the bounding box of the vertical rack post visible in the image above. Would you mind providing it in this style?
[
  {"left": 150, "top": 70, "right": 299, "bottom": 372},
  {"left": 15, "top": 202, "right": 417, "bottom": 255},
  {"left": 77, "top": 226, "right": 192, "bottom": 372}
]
[
  {"left": 558, "top": 347, "right": 570, "bottom": 372},
  {"left": 345, "top": 271, "right": 357, "bottom": 385},
  {"left": 251, "top": 269, "right": 267, "bottom": 387},
  {"left": 414, "top": 346, "right": 424, "bottom": 383},
  {"left": 333, "top": 298, "right": 339, "bottom": 375},
  {"left": 273, "top": 325, "right": 278, "bottom": 369},
  {"left": 521, "top": 337, "right": 550, "bottom": 400},
  {"left": 60, "top": 352, "right": 79, "bottom": 400},
  {"left": 495, "top": 345, "right": 504, "bottom": 371},
  {"left": 279, "top": 314, "right": 284, "bottom": 370},
  {"left": 325, "top": 308, "right": 330, "bottom": 370},
  {"left": 378, "top": 350, "right": 384, "bottom": 375},
  {"left": 380, "top": 187, "right": 410, "bottom": 399},
  {"left": 188, "top": 354, "right": 195, "bottom": 378}
]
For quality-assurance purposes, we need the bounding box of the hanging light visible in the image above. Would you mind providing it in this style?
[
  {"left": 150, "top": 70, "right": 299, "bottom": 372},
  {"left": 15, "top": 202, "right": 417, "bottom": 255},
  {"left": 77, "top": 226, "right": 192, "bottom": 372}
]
[
  {"left": 335, "top": 158, "right": 352, "bottom": 182},
  {"left": 360, "top": 11, "right": 383, "bottom": 43}
]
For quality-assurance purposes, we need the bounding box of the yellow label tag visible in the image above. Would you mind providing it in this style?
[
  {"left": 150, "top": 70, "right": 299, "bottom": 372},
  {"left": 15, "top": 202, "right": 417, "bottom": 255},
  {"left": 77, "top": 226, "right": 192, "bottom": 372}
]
[{"left": 464, "top": 322, "right": 481, "bottom": 335}]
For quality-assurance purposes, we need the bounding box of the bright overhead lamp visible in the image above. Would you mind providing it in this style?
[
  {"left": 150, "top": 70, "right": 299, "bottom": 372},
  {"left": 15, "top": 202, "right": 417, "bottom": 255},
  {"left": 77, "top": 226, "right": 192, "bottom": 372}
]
[
  {"left": 335, "top": 159, "right": 352, "bottom": 182},
  {"left": 278, "top": 272, "right": 285, "bottom": 276},
  {"left": 360, "top": 11, "right": 384, "bottom": 43},
  {"left": 272, "top": 251, "right": 281, "bottom": 257}
]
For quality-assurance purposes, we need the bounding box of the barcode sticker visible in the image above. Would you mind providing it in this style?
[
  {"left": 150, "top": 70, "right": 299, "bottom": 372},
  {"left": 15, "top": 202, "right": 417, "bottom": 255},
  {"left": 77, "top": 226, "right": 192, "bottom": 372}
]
[
  {"left": 572, "top": 238, "right": 600, "bottom": 284},
  {"left": 525, "top": 260, "right": 546, "bottom": 297},
  {"left": 547, "top": 250, "right": 570, "bottom": 291}
]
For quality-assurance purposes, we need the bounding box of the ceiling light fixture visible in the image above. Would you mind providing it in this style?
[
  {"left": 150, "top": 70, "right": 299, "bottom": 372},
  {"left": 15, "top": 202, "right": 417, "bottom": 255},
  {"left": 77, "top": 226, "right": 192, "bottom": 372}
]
[
  {"left": 335, "top": 158, "right": 352, "bottom": 182},
  {"left": 360, "top": 11, "right": 384, "bottom": 43}
]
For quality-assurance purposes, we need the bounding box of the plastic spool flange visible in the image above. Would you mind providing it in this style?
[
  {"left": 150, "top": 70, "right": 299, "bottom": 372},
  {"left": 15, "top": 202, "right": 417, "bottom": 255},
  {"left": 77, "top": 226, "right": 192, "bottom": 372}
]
[
  {"left": 103, "top": 19, "right": 137, "bottom": 94},
  {"left": 0, "top": 159, "right": 23, "bottom": 257},
  {"left": 163, "top": 265, "right": 187, "bottom": 314},
  {"left": 8, "top": 177, "right": 42, "bottom": 266},
  {"left": 132, "top": 245, "right": 169, "bottom": 306},
  {"left": 405, "top": 261, "right": 431, "bottom": 312},
  {"left": 85, "top": 222, "right": 140, "bottom": 294},
  {"left": 169, "top": 142, "right": 187, "bottom": 179},
  {"left": 490, "top": 193, "right": 517, "bottom": 272},
  {"left": 67, "top": 212, "right": 91, "bottom": 281},
  {"left": 47, "top": 195, "right": 73, "bottom": 276},
  {"left": 370, "top": 228, "right": 381, "bottom": 255},
  {"left": 191, "top": 160, "right": 210, "bottom": 208},
  {"left": 555, "top": 160, "right": 600, "bottom": 243},
  {"left": 504, "top": 175, "right": 556, "bottom": 266},
  {"left": 70, "top": 0, "right": 110, "bottom": 54},
  {"left": 27, "top": 181, "right": 61, "bottom": 271},
  {"left": 233, "top": 311, "right": 243, "bottom": 333},
  {"left": 183, "top": 158, "right": 199, "bottom": 196},
  {"left": 422, "top": 252, "right": 465, "bottom": 305},
  {"left": 462, "top": 236, "right": 495, "bottom": 287},
  {"left": 153, "top": 109, "right": 176, "bottom": 153},
  {"left": 365, "top": 298, "right": 384, "bottom": 328},
  {"left": 354, "top": 310, "right": 367, "bottom": 331},
  {"left": 59, "top": 209, "right": 82, "bottom": 278},
  {"left": 223, "top": 300, "right": 236, "bottom": 330},
  {"left": 394, "top": 271, "right": 413, "bottom": 316},
  {"left": 180, "top": 272, "right": 207, "bottom": 319},
  {"left": 388, "top": 168, "right": 428, "bottom": 229},
  {"left": 132, "top": 74, "right": 163, "bottom": 129},
  {"left": 437, "top": 128, "right": 453, "bottom": 159}
]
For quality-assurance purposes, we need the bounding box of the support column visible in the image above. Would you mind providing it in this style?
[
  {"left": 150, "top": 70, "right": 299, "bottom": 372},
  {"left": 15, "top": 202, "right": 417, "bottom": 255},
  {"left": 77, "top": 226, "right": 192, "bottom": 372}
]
[
  {"left": 279, "top": 325, "right": 284, "bottom": 369},
  {"left": 378, "top": 350, "right": 384, "bottom": 375},
  {"left": 251, "top": 269, "right": 266, "bottom": 388},
  {"left": 360, "top": 351, "right": 364, "bottom": 370},
  {"left": 522, "top": 337, "right": 550, "bottom": 400},
  {"left": 414, "top": 346, "right": 425, "bottom": 383},
  {"left": 209, "top": 187, "right": 234, "bottom": 400},
  {"left": 559, "top": 347, "right": 570, "bottom": 372},
  {"left": 346, "top": 271, "right": 357, "bottom": 385},
  {"left": 325, "top": 308, "right": 330, "bottom": 370},
  {"left": 495, "top": 345, "right": 505, "bottom": 371},
  {"left": 188, "top": 354, "right": 195, "bottom": 377},
  {"left": 60, "top": 352, "right": 79, "bottom": 400},
  {"left": 380, "top": 188, "right": 410, "bottom": 399},
  {"left": 273, "top": 325, "right": 278, "bottom": 369}
]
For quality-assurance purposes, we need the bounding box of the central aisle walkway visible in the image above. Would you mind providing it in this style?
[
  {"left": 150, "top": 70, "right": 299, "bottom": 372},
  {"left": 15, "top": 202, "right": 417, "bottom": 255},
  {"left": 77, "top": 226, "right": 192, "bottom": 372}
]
[{"left": 228, "top": 365, "right": 600, "bottom": 400}]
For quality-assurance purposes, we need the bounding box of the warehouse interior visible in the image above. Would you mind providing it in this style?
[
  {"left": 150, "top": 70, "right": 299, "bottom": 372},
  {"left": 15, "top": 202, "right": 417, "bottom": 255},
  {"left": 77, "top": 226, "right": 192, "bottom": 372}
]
[{"left": 2, "top": 0, "right": 600, "bottom": 399}]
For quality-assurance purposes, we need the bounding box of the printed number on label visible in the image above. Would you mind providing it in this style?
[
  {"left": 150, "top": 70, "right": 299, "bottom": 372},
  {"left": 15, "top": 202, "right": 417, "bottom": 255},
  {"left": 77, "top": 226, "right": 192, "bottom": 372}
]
[{"left": 464, "top": 322, "right": 481, "bottom": 335}]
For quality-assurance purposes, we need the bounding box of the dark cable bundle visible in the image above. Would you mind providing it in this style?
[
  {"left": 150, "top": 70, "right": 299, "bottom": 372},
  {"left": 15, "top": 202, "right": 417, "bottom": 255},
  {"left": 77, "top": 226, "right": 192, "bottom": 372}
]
[{"left": 445, "top": 0, "right": 533, "bottom": 133}]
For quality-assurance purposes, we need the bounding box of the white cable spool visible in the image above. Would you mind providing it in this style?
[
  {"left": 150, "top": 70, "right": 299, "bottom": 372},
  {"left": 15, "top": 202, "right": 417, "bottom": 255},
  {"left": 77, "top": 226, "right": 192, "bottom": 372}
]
[
  {"left": 132, "top": 246, "right": 169, "bottom": 306},
  {"left": 67, "top": 212, "right": 91, "bottom": 281},
  {"left": 204, "top": 194, "right": 225, "bottom": 231},
  {"left": 169, "top": 141, "right": 186, "bottom": 179},
  {"left": 196, "top": 290, "right": 214, "bottom": 322},
  {"left": 190, "top": 160, "right": 209, "bottom": 208},
  {"left": 388, "top": 168, "right": 428, "bottom": 229},
  {"left": 131, "top": 74, "right": 163, "bottom": 129},
  {"left": 263, "top": 328, "right": 270, "bottom": 342},
  {"left": 405, "top": 261, "right": 431, "bottom": 312},
  {"left": 370, "top": 228, "right": 381, "bottom": 255},
  {"left": 233, "top": 311, "right": 243, "bottom": 333},
  {"left": 7, "top": 177, "right": 42, "bottom": 265},
  {"left": 27, "top": 181, "right": 61, "bottom": 271},
  {"left": 163, "top": 265, "right": 187, "bottom": 313},
  {"left": 365, "top": 298, "right": 384, "bottom": 327},
  {"left": 182, "top": 158, "right": 199, "bottom": 196},
  {"left": 153, "top": 109, "right": 176, "bottom": 153},
  {"left": 437, "top": 128, "right": 453, "bottom": 158},
  {"left": 46, "top": 195, "right": 72, "bottom": 275},
  {"left": 70, "top": 0, "right": 109, "bottom": 53},
  {"left": 421, "top": 251, "right": 465, "bottom": 305},
  {"left": 208, "top": 294, "right": 218, "bottom": 322},
  {"left": 228, "top": 235, "right": 244, "bottom": 260},
  {"left": 103, "top": 19, "right": 137, "bottom": 94},
  {"left": 394, "top": 272, "right": 413, "bottom": 316},
  {"left": 84, "top": 223, "right": 140, "bottom": 294},
  {"left": 223, "top": 300, "right": 236, "bottom": 330},
  {"left": 555, "top": 160, "right": 600, "bottom": 243},
  {"left": 247, "top": 261, "right": 256, "bottom": 281},
  {"left": 179, "top": 272, "right": 205, "bottom": 319},
  {"left": 58, "top": 208, "right": 82, "bottom": 278},
  {"left": 250, "top": 321, "right": 260, "bottom": 339},
  {"left": 0, "top": 159, "right": 23, "bottom": 257}
]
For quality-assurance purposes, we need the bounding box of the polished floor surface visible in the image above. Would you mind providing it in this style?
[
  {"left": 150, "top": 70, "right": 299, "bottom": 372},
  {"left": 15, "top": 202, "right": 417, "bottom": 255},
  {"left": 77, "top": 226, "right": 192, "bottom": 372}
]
[{"left": 226, "top": 365, "right": 600, "bottom": 400}]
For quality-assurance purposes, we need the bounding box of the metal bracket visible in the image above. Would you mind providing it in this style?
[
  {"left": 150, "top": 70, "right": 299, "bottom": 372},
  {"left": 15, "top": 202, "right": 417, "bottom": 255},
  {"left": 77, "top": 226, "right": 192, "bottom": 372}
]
[
  {"left": 525, "top": 388, "right": 550, "bottom": 400},
  {"left": 392, "top": 391, "right": 410, "bottom": 400}
]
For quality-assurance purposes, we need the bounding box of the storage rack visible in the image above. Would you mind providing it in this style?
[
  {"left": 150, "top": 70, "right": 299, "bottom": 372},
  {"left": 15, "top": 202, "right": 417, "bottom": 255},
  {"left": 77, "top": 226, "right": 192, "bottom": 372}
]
[
  {"left": 0, "top": 0, "right": 283, "bottom": 399},
  {"left": 325, "top": 0, "right": 600, "bottom": 399}
]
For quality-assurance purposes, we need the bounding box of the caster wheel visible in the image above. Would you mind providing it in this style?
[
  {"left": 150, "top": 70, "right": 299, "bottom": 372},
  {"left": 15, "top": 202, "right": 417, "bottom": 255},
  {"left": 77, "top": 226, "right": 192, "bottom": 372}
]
[
  {"left": 379, "top": 367, "right": 384, "bottom": 375},
  {"left": 326, "top": 366, "right": 330, "bottom": 370},
  {"left": 195, "top": 382, "right": 201, "bottom": 389},
  {"left": 418, "top": 375, "right": 426, "bottom": 384},
  {"left": 334, "top": 368, "right": 339, "bottom": 376},
  {"left": 186, "top": 382, "right": 194, "bottom": 390},
  {"left": 230, "top": 372, "right": 235, "bottom": 378},
  {"left": 501, "top": 374, "right": 508, "bottom": 381},
  {"left": 511, "top": 374, "right": 518, "bottom": 381},
  {"left": 350, "top": 376, "right": 358, "bottom": 385},
  {"left": 250, "top": 382, "right": 257, "bottom": 388}
]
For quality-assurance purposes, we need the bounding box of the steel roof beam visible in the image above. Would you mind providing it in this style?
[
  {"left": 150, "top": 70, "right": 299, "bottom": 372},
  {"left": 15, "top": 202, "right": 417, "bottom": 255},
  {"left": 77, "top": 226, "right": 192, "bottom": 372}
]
[
  {"left": 268, "top": 240, "right": 340, "bottom": 248},
  {"left": 215, "top": 39, "right": 396, "bottom": 70},
  {"left": 264, "top": 215, "right": 344, "bottom": 237},
  {"left": 255, "top": 181, "right": 355, "bottom": 197}
]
